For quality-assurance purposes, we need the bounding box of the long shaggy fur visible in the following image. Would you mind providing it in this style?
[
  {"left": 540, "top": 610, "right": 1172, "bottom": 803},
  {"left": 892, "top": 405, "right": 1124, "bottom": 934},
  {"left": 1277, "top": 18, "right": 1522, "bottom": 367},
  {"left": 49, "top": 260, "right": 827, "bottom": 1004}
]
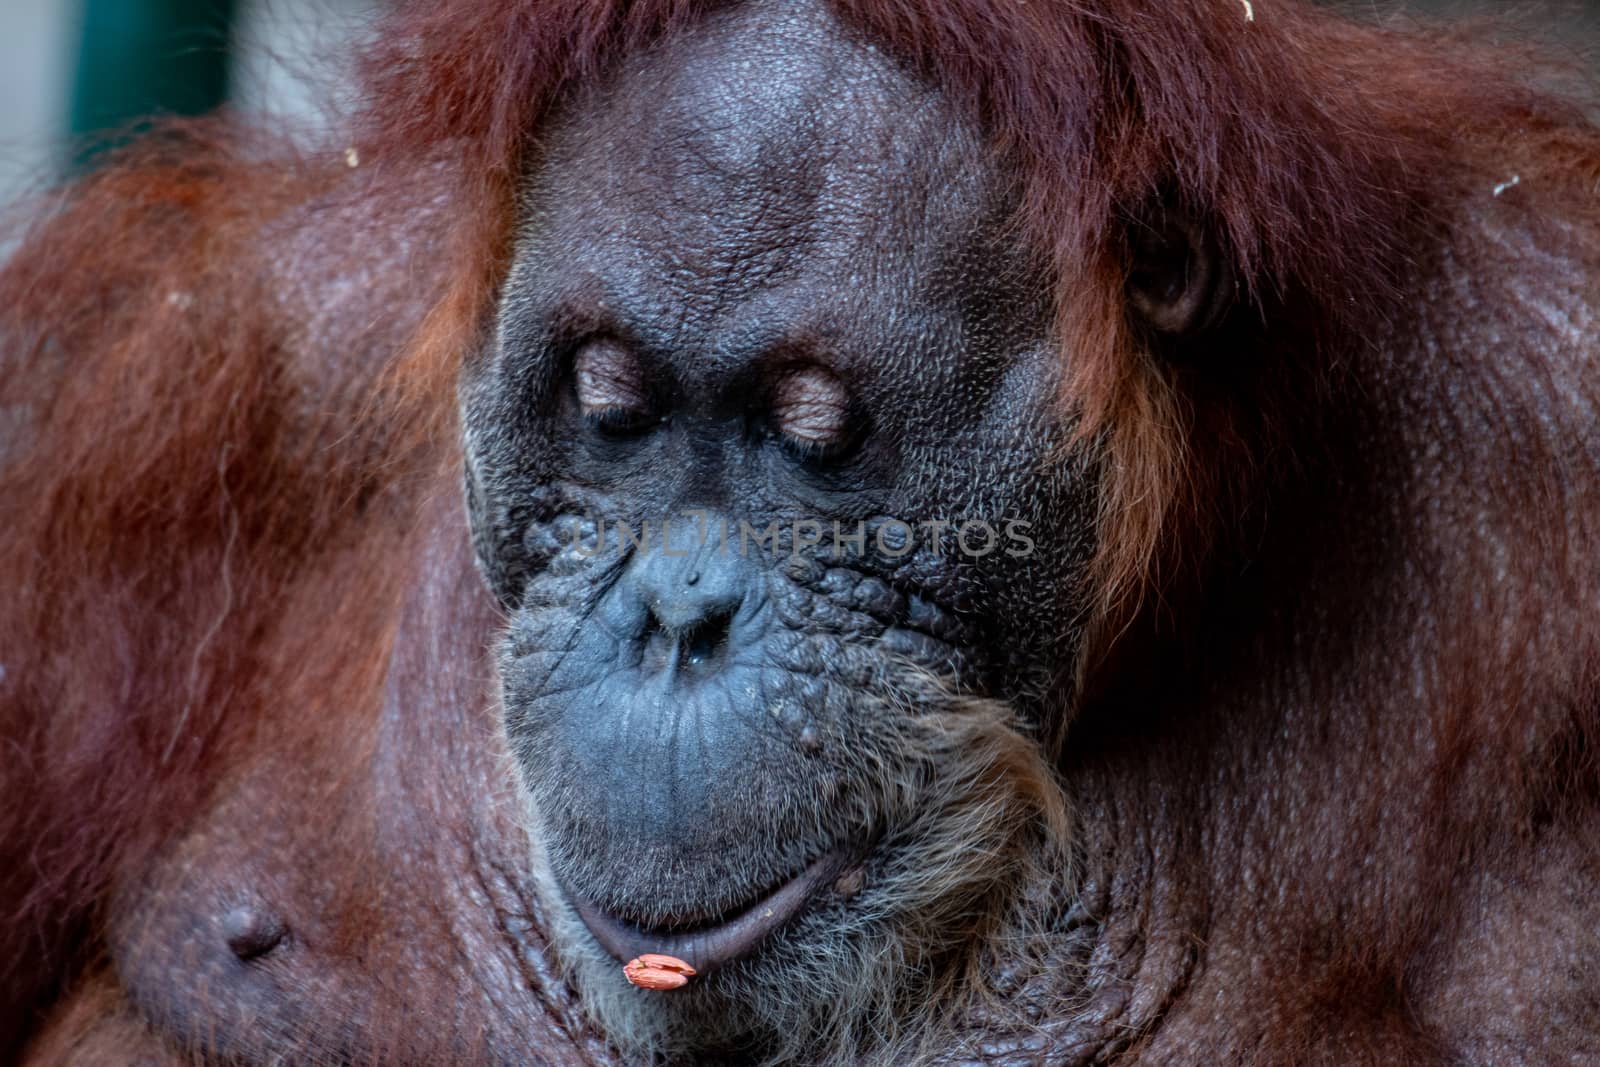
[{"left": 3, "top": 0, "right": 1600, "bottom": 1063}]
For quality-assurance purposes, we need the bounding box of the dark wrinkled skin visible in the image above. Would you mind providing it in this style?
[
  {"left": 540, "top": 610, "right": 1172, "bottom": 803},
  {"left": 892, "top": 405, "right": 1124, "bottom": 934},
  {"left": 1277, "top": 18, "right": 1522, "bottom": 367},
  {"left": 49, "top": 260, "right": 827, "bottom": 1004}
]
[{"left": 458, "top": 4, "right": 1094, "bottom": 1053}]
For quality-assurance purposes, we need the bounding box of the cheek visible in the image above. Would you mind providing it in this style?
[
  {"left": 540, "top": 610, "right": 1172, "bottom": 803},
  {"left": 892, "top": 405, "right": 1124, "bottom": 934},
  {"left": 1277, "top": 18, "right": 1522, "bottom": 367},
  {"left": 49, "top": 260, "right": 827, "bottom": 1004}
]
[{"left": 873, "top": 440, "right": 1098, "bottom": 678}]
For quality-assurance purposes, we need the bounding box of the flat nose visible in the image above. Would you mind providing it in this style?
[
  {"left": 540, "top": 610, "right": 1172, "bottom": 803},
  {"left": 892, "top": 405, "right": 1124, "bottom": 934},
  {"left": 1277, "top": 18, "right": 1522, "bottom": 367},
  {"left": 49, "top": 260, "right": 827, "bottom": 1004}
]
[{"left": 625, "top": 542, "right": 752, "bottom": 672}]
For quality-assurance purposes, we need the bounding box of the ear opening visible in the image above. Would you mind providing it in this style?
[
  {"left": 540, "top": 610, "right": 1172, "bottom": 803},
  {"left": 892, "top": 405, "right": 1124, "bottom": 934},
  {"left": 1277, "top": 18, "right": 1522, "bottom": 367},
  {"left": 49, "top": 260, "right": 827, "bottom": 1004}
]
[{"left": 1123, "top": 198, "right": 1235, "bottom": 340}]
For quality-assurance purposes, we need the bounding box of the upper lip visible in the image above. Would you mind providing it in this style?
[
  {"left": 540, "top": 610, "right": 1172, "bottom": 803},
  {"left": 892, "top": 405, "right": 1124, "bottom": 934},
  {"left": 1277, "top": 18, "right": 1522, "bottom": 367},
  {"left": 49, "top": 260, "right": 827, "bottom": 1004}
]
[{"left": 568, "top": 848, "right": 850, "bottom": 974}]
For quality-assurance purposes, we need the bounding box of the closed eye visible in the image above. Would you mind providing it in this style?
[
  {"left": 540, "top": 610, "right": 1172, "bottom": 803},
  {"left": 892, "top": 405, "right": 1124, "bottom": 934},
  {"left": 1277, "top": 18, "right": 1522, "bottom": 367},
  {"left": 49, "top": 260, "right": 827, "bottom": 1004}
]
[
  {"left": 771, "top": 366, "right": 857, "bottom": 463},
  {"left": 574, "top": 338, "right": 657, "bottom": 436}
]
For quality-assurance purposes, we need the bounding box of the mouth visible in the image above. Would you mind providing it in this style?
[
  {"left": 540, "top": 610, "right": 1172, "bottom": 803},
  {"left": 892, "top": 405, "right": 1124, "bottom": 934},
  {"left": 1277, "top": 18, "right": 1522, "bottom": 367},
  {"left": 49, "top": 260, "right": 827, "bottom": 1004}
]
[{"left": 568, "top": 848, "right": 854, "bottom": 974}]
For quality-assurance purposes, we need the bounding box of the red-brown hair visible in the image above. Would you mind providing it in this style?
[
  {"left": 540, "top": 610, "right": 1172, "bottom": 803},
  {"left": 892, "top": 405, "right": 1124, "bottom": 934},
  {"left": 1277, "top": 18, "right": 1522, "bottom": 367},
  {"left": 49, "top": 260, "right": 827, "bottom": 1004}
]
[{"left": 3, "top": 0, "right": 1599, "bottom": 1054}]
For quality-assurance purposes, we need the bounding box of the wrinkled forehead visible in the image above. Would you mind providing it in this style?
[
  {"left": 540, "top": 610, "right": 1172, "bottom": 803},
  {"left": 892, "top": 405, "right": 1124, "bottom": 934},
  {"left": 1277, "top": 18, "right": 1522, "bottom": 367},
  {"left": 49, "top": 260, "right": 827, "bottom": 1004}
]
[{"left": 521, "top": 0, "right": 1010, "bottom": 302}]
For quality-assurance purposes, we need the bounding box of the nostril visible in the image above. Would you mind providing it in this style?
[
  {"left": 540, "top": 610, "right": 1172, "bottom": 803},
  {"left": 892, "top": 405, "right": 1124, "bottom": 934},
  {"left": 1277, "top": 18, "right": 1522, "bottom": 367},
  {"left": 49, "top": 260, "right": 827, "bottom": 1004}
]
[
  {"left": 625, "top": 547, "right": 750, "bottom": 673},
  {"left": 681, "top": 613, "right": 731, "bottom": 668},
  {"left": 638, "top": 604, "right": 733, "bottom": 673}
]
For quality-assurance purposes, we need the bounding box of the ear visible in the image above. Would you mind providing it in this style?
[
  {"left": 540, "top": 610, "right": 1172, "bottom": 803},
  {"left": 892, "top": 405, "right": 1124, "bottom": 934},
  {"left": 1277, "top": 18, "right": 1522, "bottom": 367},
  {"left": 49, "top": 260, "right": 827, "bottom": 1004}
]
[{"left": 1124, "top": 200, "right": 1234, "bottom": 338}]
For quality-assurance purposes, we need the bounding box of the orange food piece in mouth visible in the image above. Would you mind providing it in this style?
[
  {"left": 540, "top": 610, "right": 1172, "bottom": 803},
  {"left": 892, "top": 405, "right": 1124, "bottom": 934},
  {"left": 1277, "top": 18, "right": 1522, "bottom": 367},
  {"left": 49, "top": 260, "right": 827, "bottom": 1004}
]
[{"left": 623, "top": 953, "right": 697, "bottom": 990}]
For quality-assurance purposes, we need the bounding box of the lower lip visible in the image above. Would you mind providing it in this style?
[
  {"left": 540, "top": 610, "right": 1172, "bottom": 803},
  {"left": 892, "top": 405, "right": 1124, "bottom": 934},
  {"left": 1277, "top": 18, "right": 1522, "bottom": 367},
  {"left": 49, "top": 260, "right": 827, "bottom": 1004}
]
[{"left": 570, "top": 849, "right": 851, "bottom": 974}]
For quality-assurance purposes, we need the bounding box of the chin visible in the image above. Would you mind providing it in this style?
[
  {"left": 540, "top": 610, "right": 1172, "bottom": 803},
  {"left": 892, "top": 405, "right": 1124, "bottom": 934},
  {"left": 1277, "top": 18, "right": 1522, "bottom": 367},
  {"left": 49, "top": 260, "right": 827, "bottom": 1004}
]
[{"left": 527, "top": 695, "right": 1070, "bottom": 1065}]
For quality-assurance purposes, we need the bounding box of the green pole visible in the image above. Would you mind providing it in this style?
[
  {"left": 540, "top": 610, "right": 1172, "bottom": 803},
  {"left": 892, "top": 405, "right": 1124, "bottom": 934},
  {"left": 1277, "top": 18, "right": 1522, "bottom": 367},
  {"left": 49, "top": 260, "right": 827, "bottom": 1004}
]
[{"left": 68, "top": 0, "right": 239, "bottom": 169}]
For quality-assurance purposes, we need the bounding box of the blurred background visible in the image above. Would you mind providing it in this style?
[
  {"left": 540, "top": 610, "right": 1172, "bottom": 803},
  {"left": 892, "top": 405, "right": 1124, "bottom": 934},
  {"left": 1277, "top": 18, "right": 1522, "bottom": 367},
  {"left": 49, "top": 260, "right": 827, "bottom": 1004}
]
[
  {"left": 0, "top": 0, "right": 1595, "bottom": 209},
  {"left": 0, "top": 0, "right": 380, "bottom": 207}
]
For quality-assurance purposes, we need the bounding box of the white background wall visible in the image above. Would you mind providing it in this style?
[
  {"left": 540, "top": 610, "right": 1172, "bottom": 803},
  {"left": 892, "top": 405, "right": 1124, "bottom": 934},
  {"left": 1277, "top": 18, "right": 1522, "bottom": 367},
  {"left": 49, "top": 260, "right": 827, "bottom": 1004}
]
[
  {"left": 0, "top": 0, "right": 381, "bottom": 210},
  {"left": 0, "top": 0, "right": 75, "bottom": 207}
]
